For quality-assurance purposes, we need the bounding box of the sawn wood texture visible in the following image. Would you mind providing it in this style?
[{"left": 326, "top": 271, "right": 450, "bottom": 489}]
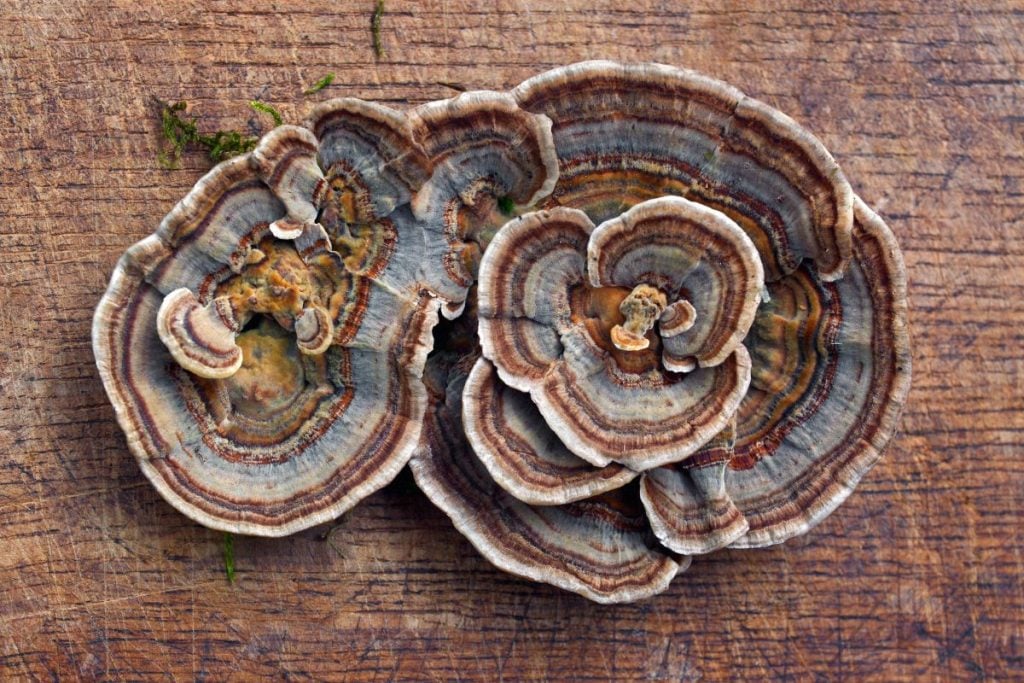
[{"left": 0, "top": 1, "right": 1021, "bottom": 680}]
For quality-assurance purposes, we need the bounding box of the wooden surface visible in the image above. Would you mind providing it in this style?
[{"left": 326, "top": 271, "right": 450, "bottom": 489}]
[{"left": 1, "top": 1, "right": 1022, "bottom": 680}]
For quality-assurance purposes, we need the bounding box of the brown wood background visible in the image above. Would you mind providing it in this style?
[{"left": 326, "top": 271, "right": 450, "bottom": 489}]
[{"left": 1, "top": 1, "right": 1022, "bottom": 680}]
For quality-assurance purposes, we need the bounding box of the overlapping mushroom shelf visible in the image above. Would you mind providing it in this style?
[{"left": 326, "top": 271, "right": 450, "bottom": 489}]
[
  {"left": 410, "top": 62, "right": 910, "bottom": 602},
  {"left": 93, "top": 94, "right": 559, "bottom": 535},
  {"left": 95, "top": 61, "right": 910, "bottom": 602}
]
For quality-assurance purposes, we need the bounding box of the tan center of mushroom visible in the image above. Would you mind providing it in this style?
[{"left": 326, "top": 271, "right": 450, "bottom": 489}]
[
  {"left": 610, "top": 284, "right": 668, "bottom": 352},
  {"left": 191, "top": 316, "right": 334, "bottom": 448},
  {"left": 217, "top": 239, "right": 336, "bottom": 356},
  {"left": 225, "top": 319, "right": 307, "bottom": 416}
]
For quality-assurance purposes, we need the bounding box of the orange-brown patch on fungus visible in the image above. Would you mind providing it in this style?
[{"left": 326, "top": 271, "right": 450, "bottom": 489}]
[
  {"left": 215, "top": 237, "right": 341, "bottom": 354},
  {"left": 451, "top": 179, "right": 514, "bottom": 278},
  {"left": 322, "top": 175, "right": 365, "bottom": 225},
  {"left": 228, "top": 323, "right": 307, "bottom": 411},
  {"left": 191, "top": 318, "right": 333, "bottom": 446},
  {"left": 570, "top": 284, "right": 664, "bottom": 375},
  {"left": 611, "top": 284, "right": 668, "bottom": 352},
  {"left": 314, "top": 175, "right": 398, "bottom": 278}
]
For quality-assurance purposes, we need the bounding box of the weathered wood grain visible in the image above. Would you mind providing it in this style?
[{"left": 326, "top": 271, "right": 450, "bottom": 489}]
[{"left": 1, "top": 0, "right": 1022, "bottom": 680}]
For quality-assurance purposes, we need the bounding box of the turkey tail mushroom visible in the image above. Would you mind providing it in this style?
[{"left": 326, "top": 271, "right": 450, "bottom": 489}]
[
  {"left": 514, "top": 60, "right": 853, "bottom": 282},
  {"left": 94, "top": 117, "right": 445, "bottom": 536},
  {"left": 410, "top": 350, "right": 684, "bottom": 604}
]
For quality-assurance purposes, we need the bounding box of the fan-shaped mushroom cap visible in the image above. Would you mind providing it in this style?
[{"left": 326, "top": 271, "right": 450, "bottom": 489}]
[
  {"left": 722, "top": 197, "right": 910, "bottom": 546},
  {"left": 303, "top": 99, "right": 433, "bottom": 300},
  {"left": 639, "top": 421, "right": 750, "bottom": 554},
  {"left": 94, "top": 147, "right": 442, "bottom": 536},
  {"left": 587, "top": 196, "right": 764, "bottom": 370},
  {"left": 147, "top": 155, "right": 281, "bottom": 293},
  {"left": 410, "top": 349, "right": 684, "bottom": 604},
  {"left": 97, "top": 91, "right": 563, "bottom": 536},
  {"left": 302, "top": 94, "right": 557, "bottom": 319},
  {"left": 306, "top": 98, "right": 430, "bottom": 220},
  {"left": 638, "top": 197, "right": 910, "bottom": 551},
  {"left": 407, "top": 91, "right": 559, "bottom": 316},
  {"left": 156, "top": 289, "right": 242, "bottom": 379},
  {"left": 660, "top": 300, "right": 697, "bottom": 338},
  {"left": 406, "top": 63, "right": 908, "bottom": 599},
  {"left": 514, "top": 60, "right": 853, "bottom": 282},
  {"left": 462, "top": 357, "right": 636, "bottom": 505},
  {"left": 252, "top": 125, "right": 326, "bottom": 225},
  {"left": 478, "top": 205, "right": 752, "bottom": 470}
]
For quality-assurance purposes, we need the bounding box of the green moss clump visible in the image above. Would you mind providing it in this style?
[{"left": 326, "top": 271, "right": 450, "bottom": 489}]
[
  {"left": 304, "top": 73, "right": 335, "bottom": 95},
  {"left": 222, "top": 532, "right": 235, "bottom": 583},
  {"left": 249, "top": 100, "right": 283, "bottom": 127},
  {"left": 372, "top": 0, "right": 386, "bottom": 58},
  {"left": 156, "top": 100, "right": 259, "bottom": 169},
  {"left": 497, "top": 196, "right": 516, "bottom": 216}
]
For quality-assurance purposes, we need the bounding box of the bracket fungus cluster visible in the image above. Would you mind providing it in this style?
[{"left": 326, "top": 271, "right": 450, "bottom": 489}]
[
  {"left": 95, "top": 61, "right": 909, "bottom": 602},
  {"left": 94, "top": 94, "right": 556, "bottom": 535}
]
